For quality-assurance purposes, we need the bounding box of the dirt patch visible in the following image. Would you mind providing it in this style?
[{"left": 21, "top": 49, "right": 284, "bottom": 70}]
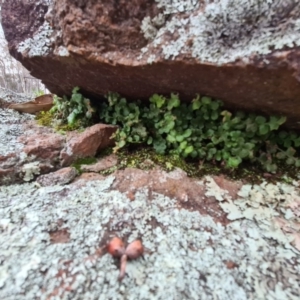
[
  {"left": 111, "top": 167, "right": 233, "bottom": 224},
  {"left": 49, "top": 228, "right": 70, "bottom": 244}
]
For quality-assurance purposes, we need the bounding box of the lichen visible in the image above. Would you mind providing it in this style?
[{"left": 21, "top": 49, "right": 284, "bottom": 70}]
[
  {"left": 54, "top": 46, "right": 70, "bottom": 57},
  {"left": 18, "top": 21, "right": 54, "bottom": 57},
  {"left": 208, "top": 176, "right": 300, "bottom": 253},
  {"left": 22, "top": 161, "right": 40, "bottom": 182},
  {"left": 156, "top": 0, "right": 199, "bottom": 14},
  {"left": 0, "top": 108, "right": 34, "bottom": 157},
  {"left": 141, "top": 13, "right": 166, "bottom": 41},
  {"left": 141, "top": 0, "right": 300, "bottom": 63},
  {"left": 0, "top": 176, "right": 299, "bottom": 298},
  {"left": 141, "top": 17, "right": 158, "bottom": 41}
]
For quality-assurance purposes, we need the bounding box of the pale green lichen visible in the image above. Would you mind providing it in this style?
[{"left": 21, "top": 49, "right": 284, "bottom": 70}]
[
  {"left": 206, "top": 176, "right": 300, "bottom": 254},
  {"left": 0, "top": 176, "right": 299, "bottom": 299},
  {"left": 140, "top": 1, "right": 300, "bottom": 63},
  {"left": 141, "top": 13, "right": 166, "bottom": 41},
  {"left": 22, "top": 161, "right": 40, "bottom": 182},
  {"left": 0, "top": 109, "right": 34, "bottom": 157},
  {"left": 18, "top": 20, "right": 54, "bottom": 57}
]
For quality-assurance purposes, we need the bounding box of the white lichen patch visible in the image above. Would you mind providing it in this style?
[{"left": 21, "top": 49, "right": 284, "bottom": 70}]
[
  {"left": 210, "top": 177, "right": 300, "bottom": 253},
  {"left": 54, "top": 45, "right": 70, "bottom": 57},
  {"left": 0, "top": 176, "right": 299, "bottom": 299},
  {"left": 204, "top": 176, "right": 227, "bottom": 201},
  {"left": 156, "top": 0, "right": 199, "bottom": 14},
  {"left": 18, "top": 21, "right": 54, "bottom": 57},
  {"left": 141, "top": 0, "right": 300, "bottom": 64},
  {"left": 141, "top": 13, "right": 166, "bottom": 41},
  {"left": 141, "top": 17, "right": 158, "bottom": 41},
  {"left": 0, "top": 108, "right": 34, "bottom": 156},
  {"left": 22, "top": 161, "right": 41, "bottom": 181}
]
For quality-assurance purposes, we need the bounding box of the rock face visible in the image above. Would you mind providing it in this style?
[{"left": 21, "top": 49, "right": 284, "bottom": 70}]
[
  {"left": 36, "top": 166, "right": 78, "bottom": 186},
  {"left": 2, "top": 1, "right": 300, "bottom": 128},
  {"left": 0, "top": 115, "right": 117, "bottom": 185}
]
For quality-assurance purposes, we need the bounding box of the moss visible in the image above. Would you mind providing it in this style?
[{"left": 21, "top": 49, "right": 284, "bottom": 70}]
[
  {"left": 97, "top": 145, "right": 300, "bottom": 185},
  {"left": 97, "top": 146, "right": 224, "bottom": 177},
  {"left": 36, "top": 111, "right": 53, "bottom": 127},
  {"left": 35, "top": 111, "right": 87, "bottom": 133},
  {"left": 71, "top": 157, "right": 98, "bottom": 173}
]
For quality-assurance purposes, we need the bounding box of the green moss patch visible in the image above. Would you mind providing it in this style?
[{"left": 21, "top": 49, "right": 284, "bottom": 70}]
[
  {"left": 72, "top": 157, "right": 98, "bottom": 173},
  {"left": 97, "top": 146, "right": 298, "bottom": 185}
]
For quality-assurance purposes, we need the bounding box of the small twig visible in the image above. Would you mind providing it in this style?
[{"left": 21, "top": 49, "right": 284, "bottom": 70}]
[{"left": 118, "top": 254, "right": 127, "bottom": 281}]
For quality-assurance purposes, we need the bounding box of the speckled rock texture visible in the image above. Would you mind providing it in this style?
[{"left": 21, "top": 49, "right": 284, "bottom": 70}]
[
  {"left": 0, "top": 174, "right": 299, "bottom": 299},
  {"left": 2, "top": 1, "right": 300, "bottom": 128},
  {"left": 36, "top": 166, "right": 78, "bottom": 186},
  {"left": 80, "top": 154, "right": 118, "bottom": 173},
  {"left": 0, "top": 105, "right": 117, "bottom": 185},
  {"left": 60, "top": 124, "right": 117, "bottom": 167}
]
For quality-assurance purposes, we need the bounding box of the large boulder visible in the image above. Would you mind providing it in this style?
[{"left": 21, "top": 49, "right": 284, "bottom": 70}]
[{"left": 2, "top": 0, "right": 300, "bottom": 128}]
